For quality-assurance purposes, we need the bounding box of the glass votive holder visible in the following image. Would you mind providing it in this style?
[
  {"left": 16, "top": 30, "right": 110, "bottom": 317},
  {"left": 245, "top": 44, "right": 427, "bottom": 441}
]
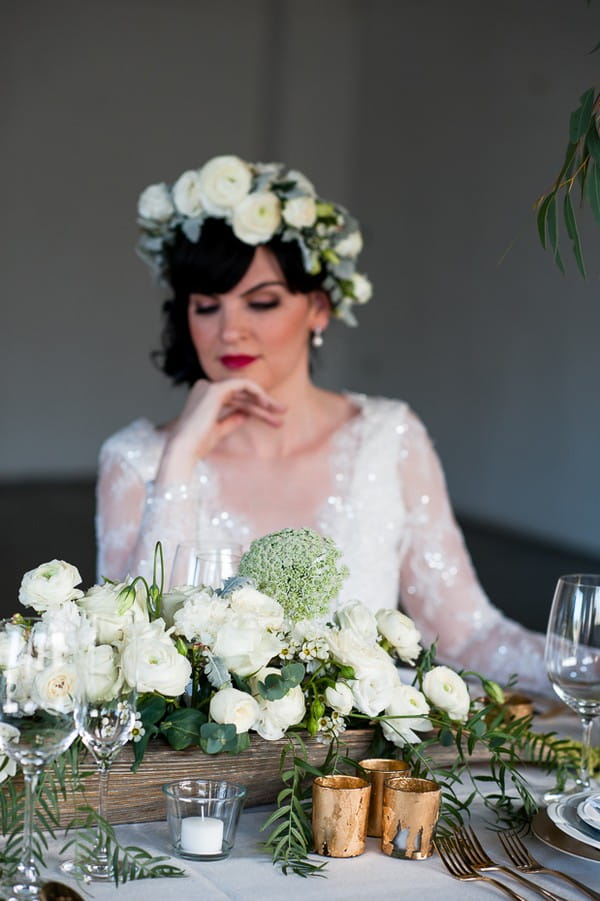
[
  {"left": 381, "top": 776, "right": 440, "bottom": 860},
  {"left": 357, "top": 758, "right": 410, "bottom": 837},
  {"left": 312, "top": 775, "right": 371, "bottom": 858},
  {"left": 162, "top": 779, "right": 247, "bottom": 860}
]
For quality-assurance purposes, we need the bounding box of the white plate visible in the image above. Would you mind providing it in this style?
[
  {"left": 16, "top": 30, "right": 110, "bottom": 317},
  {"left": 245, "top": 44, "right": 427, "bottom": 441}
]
[
  {"left": 577, "top": 793, "right": 600, "bottom": 832},
  {"left": 548, "top": 792, "right": 600, "bottom": 851}
]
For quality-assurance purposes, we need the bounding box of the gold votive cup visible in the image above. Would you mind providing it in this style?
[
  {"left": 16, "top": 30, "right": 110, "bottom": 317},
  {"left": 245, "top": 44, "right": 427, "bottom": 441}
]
[
  {"left": 381, "top": 776, "right": 441, "bottom": 860},
  {"left": 480, "top": 692, "right": 534, "bottom": 725},
  {"left": 357, "top": 758, "right": 410, "bottom": 836},
  {"left": 312, "top": 775, "right": 371, "bottom": 858}
]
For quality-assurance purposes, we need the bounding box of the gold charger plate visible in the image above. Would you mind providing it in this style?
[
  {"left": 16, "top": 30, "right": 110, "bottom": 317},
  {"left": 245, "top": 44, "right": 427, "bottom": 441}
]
[{"left": 532, "top": 809, "right": 600, "bottom": 863}]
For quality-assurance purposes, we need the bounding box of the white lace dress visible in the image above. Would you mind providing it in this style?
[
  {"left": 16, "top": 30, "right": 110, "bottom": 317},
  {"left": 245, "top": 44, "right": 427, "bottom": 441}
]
[{"left": 96, "top": 393, "right": 548, "bottom": 694}]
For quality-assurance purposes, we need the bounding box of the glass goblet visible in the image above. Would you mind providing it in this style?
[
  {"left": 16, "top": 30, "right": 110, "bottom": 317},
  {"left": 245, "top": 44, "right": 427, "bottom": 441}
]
[
  {"left": 170, "top": 542, "right": 242, "bottom": 589},
  {"left": 544, "top": 573, "right": 600, "bottom": 799},
  {"left": 0, "top": 618, "right": 78, "bottom": 901}
]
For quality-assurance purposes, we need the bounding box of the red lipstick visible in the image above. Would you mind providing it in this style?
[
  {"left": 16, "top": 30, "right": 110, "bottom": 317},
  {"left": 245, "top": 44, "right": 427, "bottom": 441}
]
[{"left": 219, "top": 355, "right": 258, "bottom": 369}]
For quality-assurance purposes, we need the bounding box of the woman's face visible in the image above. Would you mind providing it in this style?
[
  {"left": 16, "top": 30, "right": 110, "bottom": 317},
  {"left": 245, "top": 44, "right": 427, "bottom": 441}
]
[{"left": 187, "top": 247, "right": 329, "bottom": 393}]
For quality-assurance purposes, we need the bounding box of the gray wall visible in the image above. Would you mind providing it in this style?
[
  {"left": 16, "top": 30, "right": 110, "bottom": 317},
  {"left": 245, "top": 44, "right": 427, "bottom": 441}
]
[{"left": 2, "top": 0, "right": 600, "bottom": 555}]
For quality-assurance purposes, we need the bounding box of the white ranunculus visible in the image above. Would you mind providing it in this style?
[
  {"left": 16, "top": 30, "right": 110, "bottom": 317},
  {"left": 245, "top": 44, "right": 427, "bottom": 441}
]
[
  {"left": 209, "top": 686, "right": 259, "bottom": 734},
  {"left": 212, "top": 614, "right": 282, "bottom": 677},
  {"left": 375, "top": 610, "right": 422, "bottom": 665},
  {"left": 19, "top": 560, "right": 83, "bottom": 613},
  {"left": 171, "top": 589, "right": 229, "bottom": 643},
  {"left": 32, "top": 661, "right": 78, "bottom": 713},
  {"left": 349, "top": 645, "right": 399, "bottom": 716},
  {"left": 198, "top": 154, "right": 252, "bottom": 216},
  {"left": 335, "top": 230, "right": 363, "bottom": 258},
  {"left": 0, "top": 725, "right": 19, "bottom": 783},
  {"left": 287, "top": 169, "right": 316, "bottom": 196},
  {"left": 79, "top": 581, "right": 148, "bottom": 645},
  {"left": 0, "top": 624, "right": 27, "bottom": 668},
  {"left": 121, "top": 620, "right": 191, "bottom": 697},
  {"left": 423, "top": 666, "right": 471, "bottom": 722},
  {"left": 232, "top": 191, "right": 281, "bottom": 245},
  {"left": 282, "top": 195, "right": 317, "bottom": 229},
  {"left": 82, "top": 644, "right": 122, "bottom": 702},
  {"left": 36, "top": 600, "right": 95, "bottom": 658},
  {"left": 137, "top": 183, "right": 174, "bottom": 222},
  {"left": 336, "top": 601, "right": 378, "bottom": 645},
  {"left": 159, "top": 585, "right": 203, "bottom": 629},
  {"left": 326, "top": 628, "right": 371, "bottom": 673},
  {"left": 228, "top": 587, "right": 284, "bottom": 630},
  {"left": 381, "top": 684, "right": 431, "bottom": 746},
  {"left": 172, "top": 169, "right": 204, "bottom": 217},
  {"left": 252, "top": 667, "right": 305, "bottom": 740},
  {"left": 325, "top": 681, "right": 353, "bottom": 715},
  {"left": 351, "top": 272, "right": 373, "bottom": 304}
]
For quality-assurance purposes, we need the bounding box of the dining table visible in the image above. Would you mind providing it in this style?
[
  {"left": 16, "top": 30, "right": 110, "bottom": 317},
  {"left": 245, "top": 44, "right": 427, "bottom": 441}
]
[{"left": 31, "top": 713, "right": 600, "bottom": 900}]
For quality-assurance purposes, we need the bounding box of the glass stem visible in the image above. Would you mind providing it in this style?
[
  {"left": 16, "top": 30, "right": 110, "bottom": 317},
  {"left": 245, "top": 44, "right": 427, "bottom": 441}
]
[
  {"left": 95, "top": 758, "right": 111, "bottom": 865},
  {"left": 577, "top": 715, "right": 595, "bottom": 789},
  {"left": 17, "top": 764, "right": 41, "bottom": 890}
]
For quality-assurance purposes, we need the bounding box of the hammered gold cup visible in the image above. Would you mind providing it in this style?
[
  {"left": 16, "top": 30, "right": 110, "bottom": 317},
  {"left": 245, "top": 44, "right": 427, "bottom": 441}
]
[
  {"left": 312, "top": 775, "right": 371, "bottom": 858},
  {"left": 357, "top": 758, "right": 410, "bottom": 836},
  {"left": 381, "top": 776, "right": 440, "bottom": 860}
]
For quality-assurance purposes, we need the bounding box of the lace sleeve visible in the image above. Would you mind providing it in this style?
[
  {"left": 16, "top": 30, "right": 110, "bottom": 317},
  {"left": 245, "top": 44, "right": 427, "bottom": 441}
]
[{"left": 398, "top": 409, "right": 549, "bottom": 696}]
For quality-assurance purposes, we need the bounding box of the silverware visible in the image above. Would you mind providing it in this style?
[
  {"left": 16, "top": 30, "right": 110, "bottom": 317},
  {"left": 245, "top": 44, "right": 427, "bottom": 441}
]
[
  {"left": 40, "top": 881, "right": 84, "bottom": 901},
  {"left": 455, "top": 826, "right": 567, "bottom": 901},
  {"left": 436, "top": 834, "right": 528, "bottom": 900},
  {"left": 499, "top": 830, "right": 600, "bottom": 901}
]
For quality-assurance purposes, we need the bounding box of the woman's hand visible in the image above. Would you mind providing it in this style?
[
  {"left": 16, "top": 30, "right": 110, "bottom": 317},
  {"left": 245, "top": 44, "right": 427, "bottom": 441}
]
[{"left": 156, "top": 379, "right": 285, "bottom": 484}]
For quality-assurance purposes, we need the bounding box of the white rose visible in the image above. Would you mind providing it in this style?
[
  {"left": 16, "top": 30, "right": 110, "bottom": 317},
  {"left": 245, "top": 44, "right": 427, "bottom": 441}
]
[
  {"left": 282, "top": 195, "right": 317, "bottom": 229},
  {"left": 229, "top": 587, "right": 284, "bottom": 630},
  {"left": 232, "top": 191, "right": 281, "bottom": 245},
  {"left": 376, "top": 610, "right": 422, "bottom": 665},
  {"left": 326, "top": 628, "right": 371, "bottom": 672},
  {"left": 348, "top": 646, "right": 399, "bottom": 716},
  {"left": 81, "top": 644, "right": 121, "bottom": 703},
  {"left": 172, "top": 169, "right": 204, "bottom": 217},
  {"left": 381, "top": 683, "right": 431, "bottom": 746},
  {"left": 335, "top": 231, "right": 363, "bottom": 258},
  {"left": 137, "top": 183, "right": 174, "bottom": 222},
  {"left": 351, "top": 272, "right": 373, "bottom": 304},
  {"left": 251, "top": 668, "right": 305, "bottom": 740},
  {"left": 19, "top": 560, "right": 83, "bottom": 613},
  {"left": 198, "top": 154, "right": 252, "bottom": 216},
  {"left": 209, "top": 686, "right": 259, "bottom": 734},
  {"left": 287, "top": 169, "right": 316, "bottom": 196},
  {"left": 0, "top": 725, "right": 19, "bottom": 783},
  {"left": 212, "top": 614, "right": 282, "bottom": 677},
  {"left": 121, "top": 620, "right": 191, "bottom": 697},
  {"left": 32, "top": 661, "right": 78, "bottom": 713},
  {"left": 172, "top": 590, "right": 229, "bottom": 643},
  {"left": 423, "top": 666, "right": 471, "bottom": 722},
  {"left": 79, "top": 581, "right": 148, "bottom": 645},
  {"left": 325, "top": 681, "right": 353, "bottom": 715},
  {"left": 336, "top": 601, "right": 378, "bottom": 645}
]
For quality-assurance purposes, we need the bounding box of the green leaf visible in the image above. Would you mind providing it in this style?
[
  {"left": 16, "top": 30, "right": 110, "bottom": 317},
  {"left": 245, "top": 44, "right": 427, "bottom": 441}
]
[
  {"left": 281, "top": 662, "right": 305, "bottom": 686},
  {"left": 536, "top": 193, "right": 553, "bottom": 249},
  {"left": 570, "top": 88, "right": 595, "bottom": 142},
  {"left": 587, "top": 158, "right": 600, "bottom": 225},
  {"left": 159, "top": 708, "right": 206, "bottom": 750},
  {"left": 563, "top": 192, "right": 587, "bottom": 278},
  {"left": 199, "top": 722, "right": 238, "bottom": 754},
  {"left": 586, "top": 121, "right": 600, "bottom": 166}
]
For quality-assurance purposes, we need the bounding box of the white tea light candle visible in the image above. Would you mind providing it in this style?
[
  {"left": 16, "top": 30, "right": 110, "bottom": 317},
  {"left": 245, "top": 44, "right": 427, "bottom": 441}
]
[{"left": 180, "top": 816, "right": 224, "bottom": 854}]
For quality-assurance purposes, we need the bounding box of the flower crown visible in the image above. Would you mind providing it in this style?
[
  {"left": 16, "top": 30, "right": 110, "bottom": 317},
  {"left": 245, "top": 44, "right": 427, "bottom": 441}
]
[{"left": 136, "top": 154, "right": 372, "bottom": 325}]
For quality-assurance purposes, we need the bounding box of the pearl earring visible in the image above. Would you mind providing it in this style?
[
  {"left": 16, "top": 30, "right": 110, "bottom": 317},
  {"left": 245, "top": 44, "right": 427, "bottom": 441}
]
[{"left": 312, "top": 328, "right": 324, "bottom": 348}]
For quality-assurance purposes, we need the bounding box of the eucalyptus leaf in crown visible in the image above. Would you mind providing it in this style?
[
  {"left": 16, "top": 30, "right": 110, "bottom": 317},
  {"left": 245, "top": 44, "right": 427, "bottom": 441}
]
[{"left": 136, "top": 154, "right": 372, "bottom": 325}]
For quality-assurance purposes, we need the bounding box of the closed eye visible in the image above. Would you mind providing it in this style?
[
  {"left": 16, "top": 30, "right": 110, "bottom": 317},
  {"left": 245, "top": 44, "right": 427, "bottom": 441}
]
[
  {"left": 192, "top": 302, "right": 219, "bottom": 315},
  {"left": 248, "top": 299, "right": 280, "bottom": 311}
]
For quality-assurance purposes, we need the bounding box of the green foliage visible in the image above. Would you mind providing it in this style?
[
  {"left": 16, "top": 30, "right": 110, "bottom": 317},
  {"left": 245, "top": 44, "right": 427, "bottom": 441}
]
[
  {"left": 200, "top": 722, "right": 240, "bottom": 754},
  {"left": 159, "top": 708, "right": 207, "bottom": 750},
  {"left": 257, "top": 663, "right": 305, "bottom": 701},
  {"left": 132, "top": 695, "right": 168, "bottom": 770}
]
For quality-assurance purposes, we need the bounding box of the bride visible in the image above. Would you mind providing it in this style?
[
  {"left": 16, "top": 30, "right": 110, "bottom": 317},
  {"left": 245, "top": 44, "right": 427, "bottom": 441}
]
[{"left": 96, "top": 154, "right": 547, "bottom": 694}]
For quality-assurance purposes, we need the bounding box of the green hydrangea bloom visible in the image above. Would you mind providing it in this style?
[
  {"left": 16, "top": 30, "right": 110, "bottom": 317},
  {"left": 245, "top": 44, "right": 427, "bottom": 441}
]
[{"left": 237, "top": 528, "right": 348, "bottom": 622}]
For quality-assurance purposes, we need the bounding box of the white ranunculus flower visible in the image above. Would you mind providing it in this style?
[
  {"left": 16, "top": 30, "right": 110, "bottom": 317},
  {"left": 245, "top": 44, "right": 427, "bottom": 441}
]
[
  {"left": 82, "top": 644, "right": 122, "bottom": 702},
  {"left": 228, "top": 587, "right": 284, "bottom": 630},
  {"left": 209, "top": 686, "right": 259, "bottom": 734},
  {"left": 423, "top": 666, "right": 471, "bottom": 722},
  {"left": 348, "top": 646, "right": 399, "bottom": 717},
  {"left": 0, "top": 624, "right": 27, "bottom": 668},
  {"left": 232, "top": 191, "right": 281, "bottom": 245},
  {"left": 287, "top": 169, "right": 316, "bottom": 196},
  {"left": 381, "top": 683, "right": 431, "bottom": 746},
  {"left": 137, "top": 183, "right": 174, "bottom": 222},
  {"left": 19, "top": 560, "right": 83, "bottom": 613},
  {"left": 375, "top": 610, "right": 422, "bottom": 665},
  {"left": 336, "top": 601, "right": 378, "bottom": 645},
  {"left": 79, "top": 581, "right": 149, "bottom": 645},
  {"left": 172, "top": 169, "right": 204, "bottom": 217},
  {"left": 212, "top": 614, "right": 282, "bottom": 677},
  {"left": 335, "top": 230, "right": 363, "bottom": 258},
  {"left": 0, "top": 725, "right": 19, "bottom": 783},
  {"left": 159, "top": 585, "right": 204, "bottom": 629},
  {"left": 326, "top": 628, "right": 371, "bottom": 673},
  {"left": 36, "top": 600, "right": 95, "bottom": 658},
  {"left": 351, "top": 272, "right": 373, "bottom": 304},
  {"left": 121, "top": 620, "right": 191, "bottom": 696},
  {"left": 251, "top": 667, "right": 305, "bottom": 740},
  {"left": 282, "top": 195, "right": 317, "bottom": 229},
  {"left": 325, "top": 681, "right": 353, "bottom": 715},
  {"left": 198, "top": 154, "right": 252, "bottom": 216},
  {"left": 32, "top": 661, "right": 78, "bottom": 713},
  {"left": 171, "top": 589, "right": 229, "bottom": 642}
]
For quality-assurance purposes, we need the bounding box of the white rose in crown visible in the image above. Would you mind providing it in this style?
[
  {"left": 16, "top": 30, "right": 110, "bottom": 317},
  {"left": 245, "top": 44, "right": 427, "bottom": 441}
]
[
  {"left": 19, "top": 560, "right": 83, "bottom": 613},
  {"left": 209, "top": 686, "right": 260, "bottom": 734},
  {"left": 211, "top": 614, "right": 282, "bottom": 677},
  {"left": 82, "top": 644, "right": 122, "bottom": 702},
  {"left": 325, "top": 681, "right": 354, "bottom": 715},
  {"left": 228, "top": 586, "right": 285, "bottom": 630},
  {"left": 351, "top": 272, "right": 373, "bottom": 304},
  {"left": 335, "top": 230, "right": 363, "bottom": 258},
  {"left": 172, "top": 169, "right": 204, "bottom": 217},
  {"left": 173, "top": 592, "right": 231, "bottom": 645},
  {"left": 382, "top": 684, "right": 431, "bottom": 746},
  {"left": 32, "top": 661, "right": 78, "bottom": 714},
  {"left": 198, "top": 154, "right": 252, "bottom": 216},
  {"left": 423, "top": 666, "right": 471, "bottom": 722},
  {"left": 232, "top": 191, "right": 281, "bottom": 245},
  {"left": 79, "top": 580, "right": 149, "bottom": 645},
  {"left": 251, "top": 668, "right": 306, "bottom": 741},
  {"left": 376, "top": 609, "right": 422, "bottom": 664},
  {"left": 336, "top": 601, "right": 378, "bottom": 645},
  {"left": 282, "top": 195, "right": 317, "bottom": 229},
  {"left": 137, "top": 183, "right": 175, "bottom": 223},
  {"left": 121, "top": 620, "right": 191, "bottom": 697}
]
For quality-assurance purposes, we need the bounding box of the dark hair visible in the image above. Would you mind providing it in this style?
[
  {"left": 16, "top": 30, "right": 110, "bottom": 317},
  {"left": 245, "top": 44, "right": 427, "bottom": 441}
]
[{"left": 155, "top": 218, "right": 327, "bottom": 385}]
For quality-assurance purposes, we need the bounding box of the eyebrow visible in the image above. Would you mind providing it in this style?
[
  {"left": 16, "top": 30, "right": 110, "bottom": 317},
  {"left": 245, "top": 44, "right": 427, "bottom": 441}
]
[{"left": 240, "top": 280, "right": 287, "bottom": 297}]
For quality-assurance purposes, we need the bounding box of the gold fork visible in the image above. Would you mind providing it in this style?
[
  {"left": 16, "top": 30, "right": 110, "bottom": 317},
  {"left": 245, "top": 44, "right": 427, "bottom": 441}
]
[
  {"left": 435, "top": 835, "right": 528, "bottom": 900},
  {"left": 455, "top": 826, "right": 567, "bottom": 901},
  {"left": 499, "top": 831, "right": 600, "bottom": 901}
]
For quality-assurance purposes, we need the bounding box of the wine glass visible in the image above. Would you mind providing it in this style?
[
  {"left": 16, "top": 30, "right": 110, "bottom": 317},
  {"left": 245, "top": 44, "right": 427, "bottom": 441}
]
[
  {"left": 544, "top": 573, "right": 600, "bottom": 799},
  {"left": 0, "top": 618, "right": 79, "bottom": 900},
  {"left": 170, "top": 542, "right": 242, "bottom": 589}
]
